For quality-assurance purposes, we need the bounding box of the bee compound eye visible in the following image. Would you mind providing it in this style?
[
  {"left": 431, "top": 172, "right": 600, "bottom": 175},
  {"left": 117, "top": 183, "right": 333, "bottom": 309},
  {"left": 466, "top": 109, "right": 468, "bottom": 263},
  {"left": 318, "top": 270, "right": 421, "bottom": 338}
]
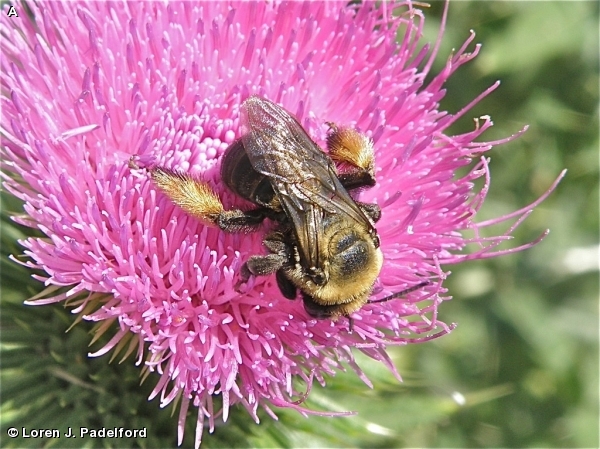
[{"left": 335, "top": 233, "right": 356, "bottom": 253}]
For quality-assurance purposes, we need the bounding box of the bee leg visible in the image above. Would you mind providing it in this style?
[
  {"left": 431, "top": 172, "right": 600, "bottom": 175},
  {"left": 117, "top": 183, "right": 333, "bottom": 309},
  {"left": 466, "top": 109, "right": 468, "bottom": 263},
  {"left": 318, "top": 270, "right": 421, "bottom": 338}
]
[
  {"left": 356, "top": 202, "right": 381, "bottom": 223},
  {"left": 276, "top": 269, "right": 297, "bottom": 299},
  {"left": 241, "top": 233, "right": 291, "bottom": 281},
  {"left": 214, "top": 208, "right": 269, "bottom": 233},
  {"left": 326, "top": 123, "right": 376, "bottom": 190},
  {"left": 150, "top": 167, "right": 268, "bottom": 232},
  {"left": 243, "top": 253, "right": 287, "bottom": 276},
  {"left": 337, "top": 170, "right": 376, "bottom": 191}
]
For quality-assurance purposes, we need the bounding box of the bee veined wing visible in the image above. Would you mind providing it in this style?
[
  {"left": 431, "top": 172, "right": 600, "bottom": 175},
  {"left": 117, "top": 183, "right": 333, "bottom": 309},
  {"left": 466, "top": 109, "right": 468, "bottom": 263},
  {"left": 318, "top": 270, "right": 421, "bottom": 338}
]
[
  {"left": 239, "top": 96, "right": 375, "bottom": 269},
  {"left": 240, "top": 96, "right": 330, "bottom": 185},
  {"left": 240, "top": 96, "right": 369, "bottom": 218}
]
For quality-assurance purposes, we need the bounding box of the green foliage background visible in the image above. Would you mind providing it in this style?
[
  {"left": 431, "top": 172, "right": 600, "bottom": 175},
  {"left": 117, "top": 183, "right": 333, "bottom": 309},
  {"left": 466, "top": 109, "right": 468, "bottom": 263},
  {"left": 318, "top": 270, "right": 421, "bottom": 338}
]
[{"left": 1, "top": 1, "right": 598, "bottom": 448}]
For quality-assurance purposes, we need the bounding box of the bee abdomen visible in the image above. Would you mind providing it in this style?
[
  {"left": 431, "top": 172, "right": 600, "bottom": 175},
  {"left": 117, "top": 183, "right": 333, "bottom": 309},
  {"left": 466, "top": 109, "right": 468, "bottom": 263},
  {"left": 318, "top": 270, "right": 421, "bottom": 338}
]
[{"left": 221, "top": 139, "right": 277, "bottom": 207}]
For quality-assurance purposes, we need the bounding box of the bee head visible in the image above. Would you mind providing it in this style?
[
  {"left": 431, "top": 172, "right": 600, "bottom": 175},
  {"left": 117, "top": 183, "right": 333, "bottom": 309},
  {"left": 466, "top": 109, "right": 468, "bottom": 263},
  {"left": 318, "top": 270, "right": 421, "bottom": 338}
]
[{"left": 289, "top": 218, "right": 383, "bottom": 319}]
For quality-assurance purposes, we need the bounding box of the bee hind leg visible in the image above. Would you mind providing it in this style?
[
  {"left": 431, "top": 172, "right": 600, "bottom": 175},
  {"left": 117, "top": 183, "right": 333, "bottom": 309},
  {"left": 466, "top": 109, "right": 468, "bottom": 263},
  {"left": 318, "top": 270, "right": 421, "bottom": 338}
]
[
  {"left": 326, "top": 123, "right": 376, "bottom": 190},
  {"left": 150, "top": 167, "right": 268, "bottom": 233}
]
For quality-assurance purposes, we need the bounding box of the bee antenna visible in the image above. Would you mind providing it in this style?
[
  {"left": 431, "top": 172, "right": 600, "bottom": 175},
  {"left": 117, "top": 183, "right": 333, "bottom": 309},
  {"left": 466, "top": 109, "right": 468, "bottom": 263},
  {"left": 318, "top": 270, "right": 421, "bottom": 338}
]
[{"left": 368, "top": 281, "right": 432, "bottom": 304}]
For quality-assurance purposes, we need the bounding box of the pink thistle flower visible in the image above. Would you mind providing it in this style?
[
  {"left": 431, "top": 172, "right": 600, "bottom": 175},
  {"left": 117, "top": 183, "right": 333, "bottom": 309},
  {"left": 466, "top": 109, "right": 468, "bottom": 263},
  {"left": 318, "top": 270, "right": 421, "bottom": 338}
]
[{"left": 0, "top": 1, "right": 564, "bottom": 447}]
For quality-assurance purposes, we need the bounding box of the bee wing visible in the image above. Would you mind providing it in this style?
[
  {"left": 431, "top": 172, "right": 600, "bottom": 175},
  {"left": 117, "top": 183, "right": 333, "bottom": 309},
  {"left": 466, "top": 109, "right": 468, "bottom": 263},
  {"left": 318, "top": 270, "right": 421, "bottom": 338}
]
[
  {"left": 240, "top": 96, "right": 331, "bottom": 187},
  {"left": 240, "top": 96, "right": 375, "bottom": 268}
]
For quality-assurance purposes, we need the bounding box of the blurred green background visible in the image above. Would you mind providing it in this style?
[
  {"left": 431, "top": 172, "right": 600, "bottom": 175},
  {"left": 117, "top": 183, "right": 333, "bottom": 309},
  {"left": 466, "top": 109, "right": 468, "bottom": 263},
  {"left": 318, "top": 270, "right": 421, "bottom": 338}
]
[{"left": 1, "top": 1, "right": 598, "bottom": 448}]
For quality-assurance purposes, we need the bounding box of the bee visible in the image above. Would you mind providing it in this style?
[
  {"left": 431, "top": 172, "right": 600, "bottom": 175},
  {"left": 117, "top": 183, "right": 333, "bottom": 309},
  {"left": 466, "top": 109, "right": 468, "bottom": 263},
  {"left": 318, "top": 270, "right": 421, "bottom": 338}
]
[{"left": 151, "top": 96, "right": 426, "bottom": 319}]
